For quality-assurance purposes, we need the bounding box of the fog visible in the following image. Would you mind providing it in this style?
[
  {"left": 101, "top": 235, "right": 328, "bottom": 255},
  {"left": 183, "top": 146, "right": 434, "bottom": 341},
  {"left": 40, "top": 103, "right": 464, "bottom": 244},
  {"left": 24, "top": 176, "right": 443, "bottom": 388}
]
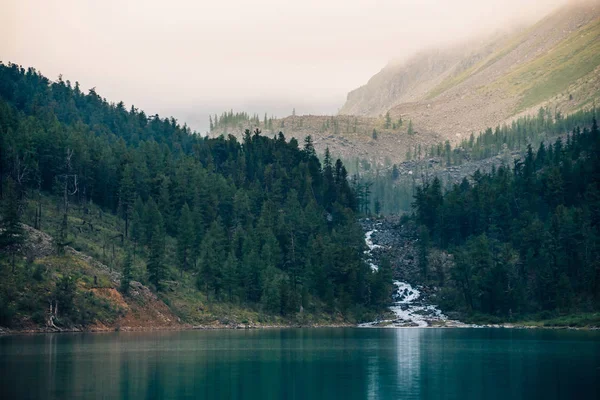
[{"left": 1, "top": 0, "right": 570, "bottom": 132}]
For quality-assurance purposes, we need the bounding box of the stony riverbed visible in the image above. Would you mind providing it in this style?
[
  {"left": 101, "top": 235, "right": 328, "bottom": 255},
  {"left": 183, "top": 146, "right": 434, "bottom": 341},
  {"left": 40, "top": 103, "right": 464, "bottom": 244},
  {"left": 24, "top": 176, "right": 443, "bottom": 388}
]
[{"left": 359, "top": 219, "right": 468, "bottom": 328}]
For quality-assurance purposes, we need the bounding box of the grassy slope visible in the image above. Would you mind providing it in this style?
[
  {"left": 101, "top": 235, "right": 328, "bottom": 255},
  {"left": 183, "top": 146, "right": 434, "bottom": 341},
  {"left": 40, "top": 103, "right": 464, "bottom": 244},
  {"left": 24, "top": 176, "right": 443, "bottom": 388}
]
[
  {"left": 505, "top": 19, "right": 600, "bottom": 110},
  {"left": 427, "top": 16, "right": 600, "bottom": 112},
  {"left": 425, "top": 23, "right": 534, "bottom": 100}
]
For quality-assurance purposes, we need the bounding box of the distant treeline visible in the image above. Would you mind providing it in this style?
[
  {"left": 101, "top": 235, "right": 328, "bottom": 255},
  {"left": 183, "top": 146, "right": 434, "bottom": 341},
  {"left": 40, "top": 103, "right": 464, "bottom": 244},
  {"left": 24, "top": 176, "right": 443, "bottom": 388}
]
[
  {"left": 353, "top": 107, "right": 598, "bottom": 215},
  {"left": 210, "top": 110, "right": 276, "bottom": 132}
]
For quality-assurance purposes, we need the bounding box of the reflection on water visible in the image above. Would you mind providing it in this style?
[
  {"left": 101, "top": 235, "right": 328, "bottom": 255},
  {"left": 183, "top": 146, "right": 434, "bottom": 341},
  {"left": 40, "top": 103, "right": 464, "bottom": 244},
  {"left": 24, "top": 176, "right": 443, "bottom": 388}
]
[
  {"left": 0, "top": 328, "right": 599, "bottom": 399},
  {"left": 395, "top": 329, "right": 421, "bottom": 395}
]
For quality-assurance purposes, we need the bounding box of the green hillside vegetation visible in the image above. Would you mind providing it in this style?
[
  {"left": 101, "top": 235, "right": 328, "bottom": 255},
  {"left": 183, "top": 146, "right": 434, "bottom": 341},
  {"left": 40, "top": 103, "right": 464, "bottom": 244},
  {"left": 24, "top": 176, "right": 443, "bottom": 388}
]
[
  {"left": 0, "top": 63, "right": 391, "bottom": 330},
  {"left": 426, "top": 12, "right": 549, "bottom": 100},
  {"left": 428, "top": 18, "right": 600, "bottom": 110},
  {"left": 504, "top": 19, "right": 600, "bottom": 110}
]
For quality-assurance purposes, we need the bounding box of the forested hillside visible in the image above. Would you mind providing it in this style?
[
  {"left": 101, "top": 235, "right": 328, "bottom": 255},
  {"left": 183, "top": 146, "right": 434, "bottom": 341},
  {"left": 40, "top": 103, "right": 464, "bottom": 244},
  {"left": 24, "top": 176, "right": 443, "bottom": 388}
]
[
  {"left": 413, "top": 118, "right": 600, "bottom": 320},
  {"left": 0, "top": 63, "right": 387, "bottom": 329}
]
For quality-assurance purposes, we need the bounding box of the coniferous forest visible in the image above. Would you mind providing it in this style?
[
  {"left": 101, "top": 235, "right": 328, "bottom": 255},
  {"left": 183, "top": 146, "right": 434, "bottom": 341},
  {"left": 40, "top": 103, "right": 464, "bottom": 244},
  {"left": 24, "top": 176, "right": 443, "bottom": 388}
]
[
  {"left": 0, "top": 63, "right": 392, "bottom": 327},
  {"left": 413, "top": 119, "right": 600, "bottom": 319}
]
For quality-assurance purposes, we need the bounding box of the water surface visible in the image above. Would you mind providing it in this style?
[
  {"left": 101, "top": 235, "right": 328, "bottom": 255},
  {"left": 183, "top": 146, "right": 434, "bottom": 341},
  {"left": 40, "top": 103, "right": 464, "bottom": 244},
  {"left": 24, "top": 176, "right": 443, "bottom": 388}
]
[{"left": 1, "top": 328, "right": 599, "bottom": 399}]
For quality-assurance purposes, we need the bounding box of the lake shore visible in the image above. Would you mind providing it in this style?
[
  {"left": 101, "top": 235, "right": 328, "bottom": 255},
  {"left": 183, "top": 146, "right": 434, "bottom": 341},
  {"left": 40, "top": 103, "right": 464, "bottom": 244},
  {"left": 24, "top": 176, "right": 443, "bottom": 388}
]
[
  {"left": 2, "top": 320, "right": 598, "bottom": 336},
  {"left": 0, "top": 321, "right": 358, "bottom": 336}
]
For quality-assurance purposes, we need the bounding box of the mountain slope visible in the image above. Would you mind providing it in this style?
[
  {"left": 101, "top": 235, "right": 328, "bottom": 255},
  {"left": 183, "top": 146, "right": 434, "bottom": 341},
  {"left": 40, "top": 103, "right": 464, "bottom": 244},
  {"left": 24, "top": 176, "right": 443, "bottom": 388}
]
[
  {"left": 340, "top": 1, "right": 600, "bottom": 142},
  {"left": 340, "top": 35, "right": 505, "bottom": 117}
]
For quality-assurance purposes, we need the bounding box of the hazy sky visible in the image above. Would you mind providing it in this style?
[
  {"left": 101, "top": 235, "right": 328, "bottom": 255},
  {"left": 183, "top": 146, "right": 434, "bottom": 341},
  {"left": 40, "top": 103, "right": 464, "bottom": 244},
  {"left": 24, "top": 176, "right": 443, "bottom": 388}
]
[{"left": 2, "top": 0, "right": 569, "bottom": 131}]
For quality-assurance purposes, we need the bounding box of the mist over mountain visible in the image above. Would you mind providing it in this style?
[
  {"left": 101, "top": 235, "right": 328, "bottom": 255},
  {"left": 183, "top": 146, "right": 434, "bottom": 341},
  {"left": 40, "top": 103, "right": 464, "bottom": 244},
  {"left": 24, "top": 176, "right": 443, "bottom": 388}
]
[{"left": 340, "top": 0, "right": 600, "bottom": 141}]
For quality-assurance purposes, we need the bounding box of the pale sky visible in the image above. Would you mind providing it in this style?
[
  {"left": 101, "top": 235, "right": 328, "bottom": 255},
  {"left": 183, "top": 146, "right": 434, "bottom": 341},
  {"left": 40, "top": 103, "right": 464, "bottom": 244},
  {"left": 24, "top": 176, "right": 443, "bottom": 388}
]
[{"left": 1, "top": 0, "right": 569, "bottom": 131}]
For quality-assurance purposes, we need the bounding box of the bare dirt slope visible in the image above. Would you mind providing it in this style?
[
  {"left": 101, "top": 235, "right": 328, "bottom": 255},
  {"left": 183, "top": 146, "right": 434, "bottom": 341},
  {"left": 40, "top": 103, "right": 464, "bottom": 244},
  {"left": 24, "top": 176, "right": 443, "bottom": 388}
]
[{"left": 209, "top": 113, "right": 443, "bottom": 166}]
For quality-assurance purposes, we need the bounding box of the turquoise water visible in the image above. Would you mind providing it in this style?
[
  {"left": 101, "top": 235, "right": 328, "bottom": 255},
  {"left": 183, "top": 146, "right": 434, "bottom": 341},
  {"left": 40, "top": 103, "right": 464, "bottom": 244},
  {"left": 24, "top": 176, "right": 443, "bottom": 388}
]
[{"left": 1, "top": 328, "right": 599, "bottom": 399}]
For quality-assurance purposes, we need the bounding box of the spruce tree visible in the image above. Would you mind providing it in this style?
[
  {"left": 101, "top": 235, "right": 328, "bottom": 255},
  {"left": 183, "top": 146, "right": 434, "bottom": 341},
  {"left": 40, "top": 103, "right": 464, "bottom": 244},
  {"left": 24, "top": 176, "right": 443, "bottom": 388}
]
[
  {"left": 56, "top": 213, "right": 69, "bottom": 256},
  {"left": 147, "top": 226, "right": 166, "bottom": 291},
  {"left": 222, "top": 251, "right": 238, "bottom": 302},
  {"left": 120, "top": 251, "right": 133, "bottom": 294},
  {"left": 118, "top": 165, "right": 135, "bottom": 238},
  {"left": 130, "top": 196, "right": 146, "bottom": 249},
  {"left": 197, "top": 218, "right": 227, "bottom": 299},
  {"left": 176, "top": 203, "right": 194, "bottom": 276},
  {"left": 0, "top": 178, "right": 24, "bottom": 271}
]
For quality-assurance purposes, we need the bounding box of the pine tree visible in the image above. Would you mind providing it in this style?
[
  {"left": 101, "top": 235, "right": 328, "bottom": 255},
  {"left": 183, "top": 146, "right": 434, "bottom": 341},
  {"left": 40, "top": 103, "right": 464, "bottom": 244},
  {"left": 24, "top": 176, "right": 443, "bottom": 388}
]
[
  {"left": 374, "top": 199, "right": 381, "bottom": 216},
  {"left": 262, "top": 267, "right": 282, "bottom": 314},
  {"left": 118, "top": 165, "right": 135, "bottom": 238},
  {"left": 56, "top": 213, "right": 69, "bottom": 255},
  {"left": 176, "top": 203, "right": 194, "bottom": 276},
  {"left": 143, "top": 197, "right": 163, "bottom": 246},
  {"left": 130, "top": 196, "right": 146, "bottom": 249},
  {"left": 147, "top": 226, "right": 167, "bottom": 291},
  {"left": 120, "top": 251, "right": 133, "bottom": 294},
  {"left": 158, "top": 176, "right": 173, "bottom": 234},
  {"left": 391, "top": 165, "right": 400, "bottom": 181},
  {"left": 222, "top": 251, "right": 238, "bottom": 302},
  {"left": 197, "top": 218, "right": 227, "bottom": 299},
  {"left": 445, "top": 141, "right": 452, "bottom": 166},
  {"left": 54, "top": 275, "right": 76, "bottom": 317},
  {"left": 0, "top": 178, "right": 24, "bottom": 271}
]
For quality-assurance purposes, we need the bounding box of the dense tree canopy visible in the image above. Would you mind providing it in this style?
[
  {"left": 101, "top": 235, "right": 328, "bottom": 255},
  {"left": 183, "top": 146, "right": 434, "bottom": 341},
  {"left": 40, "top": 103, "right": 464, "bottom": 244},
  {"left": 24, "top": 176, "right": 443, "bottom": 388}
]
[{"left": 413, "top": 118, "right": 600, "bottom": 317}]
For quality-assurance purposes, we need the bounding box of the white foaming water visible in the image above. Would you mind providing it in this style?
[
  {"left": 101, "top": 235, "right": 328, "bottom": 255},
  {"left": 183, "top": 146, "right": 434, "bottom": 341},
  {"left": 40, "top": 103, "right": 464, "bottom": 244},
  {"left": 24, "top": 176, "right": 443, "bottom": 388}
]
[
  {"left": 365, "top": 230, "right": 383, "bottom": 252},
  {"left": 359, "top": 280, "right": 449, "bottom": 328},
  {"left": 361, "top": 226, "right": 454, "bottom": 328},
  {"left": 364, "top": 228, "right": 383, "bottom": 272},
  {"left": 393, "top": 281, "right": 420, "bottom": 303}
]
